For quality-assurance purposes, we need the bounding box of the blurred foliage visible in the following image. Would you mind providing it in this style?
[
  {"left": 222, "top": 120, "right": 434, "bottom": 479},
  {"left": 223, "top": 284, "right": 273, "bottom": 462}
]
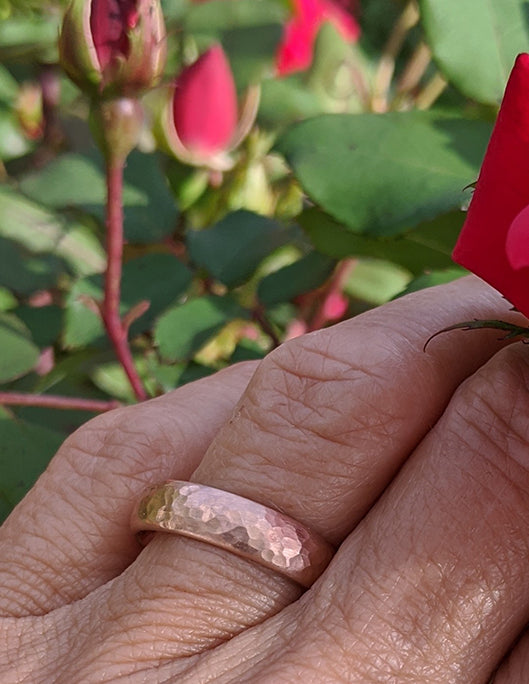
[{"left": 0, "top": 0, "right": 514, "bottom": 518}]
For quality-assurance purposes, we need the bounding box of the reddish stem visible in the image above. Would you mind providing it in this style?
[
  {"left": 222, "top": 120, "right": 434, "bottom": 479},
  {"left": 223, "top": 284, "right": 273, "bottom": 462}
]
[
  {"left": 102, "top": 160, "right": 147, "bottom": 401},
  {"left": 307, "top": 259, "right": 356, "bottom": 332},
  {"left": 253, "top": 304, "right": 281, "bottom": 349},
  {"left": 0, "top": 392, "right": 120, "bottom": 413},
  {"left": 39, "top": 64, "right": 64, "bottom": 148}
]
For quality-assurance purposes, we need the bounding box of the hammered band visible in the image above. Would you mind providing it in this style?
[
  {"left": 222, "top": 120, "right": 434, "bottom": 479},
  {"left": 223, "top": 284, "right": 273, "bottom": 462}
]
[{"left": 131, "top": 480, "right": 335, "bottom": 588}]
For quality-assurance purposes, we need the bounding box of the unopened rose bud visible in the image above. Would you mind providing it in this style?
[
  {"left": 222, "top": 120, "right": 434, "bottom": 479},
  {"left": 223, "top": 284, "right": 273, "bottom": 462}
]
[
  {"left": 155, "top": 45, "right": 260, "bottom": 170},
  {"left": 174, "top": 46, "right": 237, "bottom": 157},
  {"left": 59, "top": 0, "right": 166, "bottom": 97}
]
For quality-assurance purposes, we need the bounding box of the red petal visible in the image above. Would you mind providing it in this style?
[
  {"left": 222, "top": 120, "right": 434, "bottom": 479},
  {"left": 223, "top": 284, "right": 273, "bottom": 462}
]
[
  {"left": 452, "top": 53, "right": 529, "bottom": 317},
  {"left": 321, "top": 0, "right": 360, "bottom": 42},
  {"left": 172, "top": 45, "right": 238, "bottom": 156},
  {"left": 90, "top": 0, "right": 137, "bottom": 70},
  {"left": 276, "top": 0, "right": 359, "bottom": 76},
  {"left": 276, "top": 19, "right": 319, "bottom": 76},
  {"left": 507, "top": 204, "right": 529, "bottom": 270},
  {"left": 322, "top": 291, "right": 348, "bottom": 320}
]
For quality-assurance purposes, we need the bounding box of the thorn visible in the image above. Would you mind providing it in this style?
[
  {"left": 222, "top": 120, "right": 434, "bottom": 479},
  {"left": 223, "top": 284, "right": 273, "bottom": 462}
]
[
  {"left": 77, "top": 294, "right": 103, "bottom": 317},
  {"left": 122, "top": 299, "right": 150, "bottom": 332}
]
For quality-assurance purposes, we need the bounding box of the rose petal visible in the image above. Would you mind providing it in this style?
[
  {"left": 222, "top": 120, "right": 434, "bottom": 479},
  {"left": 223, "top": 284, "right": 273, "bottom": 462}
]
[
  {"left": 452, "top": 53, "right": 529, "bottom": 317},
  {"left": 276, "top": 0, "right": 359, "bottom": 76},
  {"left": 90, "top": 0, "right": 136, "bottom": 70},
  {"left": 506, "top": 204, "right": 529, "bottom": 271}
]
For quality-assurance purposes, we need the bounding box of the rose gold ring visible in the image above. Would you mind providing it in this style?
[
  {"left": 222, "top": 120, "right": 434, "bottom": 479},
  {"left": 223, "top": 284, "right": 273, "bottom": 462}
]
[{"left": 131, "top": 480, "right": 335, "bottom": 588}]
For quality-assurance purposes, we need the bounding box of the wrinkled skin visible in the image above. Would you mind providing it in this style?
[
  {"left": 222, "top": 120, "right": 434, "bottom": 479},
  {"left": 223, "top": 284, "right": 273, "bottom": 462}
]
[{"left": 3, "top": 276, "right": 529, "bottom": 683}]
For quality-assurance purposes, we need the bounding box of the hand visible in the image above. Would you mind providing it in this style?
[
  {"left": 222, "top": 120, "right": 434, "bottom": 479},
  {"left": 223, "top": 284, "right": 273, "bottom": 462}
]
[{"left": 1, "top": 276, "right": 529, "bottom": 683}]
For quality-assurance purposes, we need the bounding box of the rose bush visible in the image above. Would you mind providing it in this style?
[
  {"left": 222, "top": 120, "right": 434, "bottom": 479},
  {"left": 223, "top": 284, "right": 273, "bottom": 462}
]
[{"left": 0, "top": 0, "right": 528, "bottom": 519}]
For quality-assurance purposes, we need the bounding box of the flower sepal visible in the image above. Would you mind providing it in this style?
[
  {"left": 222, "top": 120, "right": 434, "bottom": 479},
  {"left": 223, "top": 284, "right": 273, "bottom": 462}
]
[{"left": 59, "top": 0, "right": 101, "bottom": 92}]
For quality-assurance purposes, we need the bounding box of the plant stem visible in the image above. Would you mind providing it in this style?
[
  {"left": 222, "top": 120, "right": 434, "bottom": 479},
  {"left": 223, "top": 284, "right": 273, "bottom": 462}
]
[
  {"left": 371, "top": 0, "right": 420, "bottom": 113},
  {"left": 0, "top": 393, "right": 120, "bottom": 412},
  {"left": 102, "top": 159, "right": 147, "bottom": 401},
  {"left": 415, "top": 72, "right": 449, "bottom": 110},
  {"left": 39, "top": 64, "right": 64, "bottom": 149},
  {"left": 253, "top": 304, "right": 281, "bottom": 348},
  {"left": 308, "top": 259, "right": 356, "bottom": 332},
  {"left": 396, "top": 41, "right": 432, "bottom": 97}
]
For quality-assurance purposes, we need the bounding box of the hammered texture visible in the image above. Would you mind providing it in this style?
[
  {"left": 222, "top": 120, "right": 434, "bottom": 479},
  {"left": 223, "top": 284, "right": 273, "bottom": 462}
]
[{"left": 132, "top": 480, "right": 334, "bottom": 587}]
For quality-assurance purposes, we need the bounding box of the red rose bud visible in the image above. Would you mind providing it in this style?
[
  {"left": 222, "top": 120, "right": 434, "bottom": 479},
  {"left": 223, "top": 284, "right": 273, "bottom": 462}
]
[
  {"left": 158, "top": 45, "right": 259, "bottom": 170},
  {"left": 59, "top": 0, "right": 166, "bottom": 97},
  {"left": 173, "top": 46, "right": 237, "bottom": 156},
  {"left": 276, "top": 0, "right": 360, "bottom": 76},
  {"left": 452, "top": 54, "right": 529, "bottom": 318}
]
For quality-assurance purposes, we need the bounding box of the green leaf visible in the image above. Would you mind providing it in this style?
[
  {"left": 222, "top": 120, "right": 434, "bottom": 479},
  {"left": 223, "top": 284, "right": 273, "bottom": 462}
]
[
  {"left": 0, "top": 64, "right": 18, "bottom": 103},
  {"left": 345, "top": 259, "right": 411, "bottom": 305},
  {"left": 20, "top": 153, "right": 107, "bottom": 209},
  {"left": 15, "top": 305, "right": 63, "bottom": 348},
  {"left": 90, "top": 357, "right": 155, "bottom": 402},
  {"left": 0, "top": 187, "right": 105, "bottom": 277},
  {"left": 63, "top": 278, "right": 104, "bottom": 350},
  {"left": 257, "top": 251, "right": 336, "bottom": 306},
  {"left": 307, "top": 23, "right": 366, "bottom": 114},
  {"left": 0, "top": 16, "right": 59, "bottom": 62},
  {"left": 20, "top": 151, "right": 179, "bottom": 243},
  {"left": 187, "top": 210, "right": 296, "bottom": 288},
  {"left": 185, "top": 0, "right": 285, "bottom": 89},
  {"left": 176, "top": 362, "right": 217, "bottom": 387},
  {"left": 230, "top": 339, "right": 266, "bottom": 362},
  {"left": 0, "top": 287, "right": 16, "bottom": 311},
  {"left": 395, "top": 267, "right": 466, "bottom": 298},
  {"left": 121, "top": 254, "right": 193, "bottom": 335},
  {"left": 223, "top": 24, "right": 283, "bottom": 90},
  {"left": 63, "top": 254, "right": 192, "bottom": 349},
  {"left": 0, "top": 313, "right": 39, "bottom": 382},
  {"left": 155, "top": 295, "right": 248, "bottom": 362},
  {"left": 298, "top": 208, "right": 464, "bottom": 275},
  {"left": 185, "top": 0, "right": 286, "bottom": 32},
  {"left": 0, "top": 185, "right": 78, "bottom": 251},
  {"left": 0, "top": 108, "right": 32, "bottom": 161},
  {"left": 0, "top": 237, "right": 64, "bottom": 295},
  {"left": 0, "top": 414, "right": 64, "bottom": 523},
  {"left": 277, "top": 112, "right": 491, "bottom": 237},
  {"left": 420, "top": 0, "right": 529, "bottom": 104},
  {"left": 259, "top": 77, "right": 324, "bottom": 129}
]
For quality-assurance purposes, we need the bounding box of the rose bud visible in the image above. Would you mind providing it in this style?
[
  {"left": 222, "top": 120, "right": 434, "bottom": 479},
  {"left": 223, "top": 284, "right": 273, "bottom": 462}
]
[
  {"left": 155, "top": 45, "right": 260, "bottom": 170},
  {"left": 58, "top": 0, "right": 166, "bottom": 97}
]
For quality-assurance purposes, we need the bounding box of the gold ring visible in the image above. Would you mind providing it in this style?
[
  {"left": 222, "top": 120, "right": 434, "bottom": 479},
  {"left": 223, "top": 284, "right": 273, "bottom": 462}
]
[{"left": 131, "top": 480, "right": 335, "bottom": 588}]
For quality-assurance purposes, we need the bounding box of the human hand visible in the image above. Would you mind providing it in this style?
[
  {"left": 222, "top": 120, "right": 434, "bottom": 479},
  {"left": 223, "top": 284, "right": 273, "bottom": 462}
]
[{"left": 2, "top": 276, "right": 529, "bottom": 683}]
